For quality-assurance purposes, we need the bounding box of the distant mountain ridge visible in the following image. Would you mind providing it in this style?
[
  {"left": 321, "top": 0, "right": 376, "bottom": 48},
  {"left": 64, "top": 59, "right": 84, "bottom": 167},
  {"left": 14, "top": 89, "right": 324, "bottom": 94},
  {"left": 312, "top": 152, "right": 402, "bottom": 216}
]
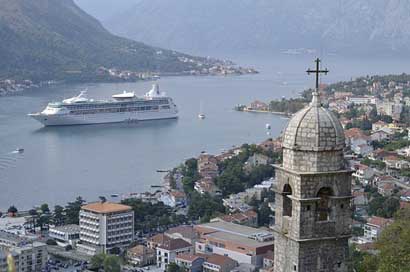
[
  {"left": 77, "top": 0, "right": 410, "bottom": 56},
  {"left": 0, "top": 0, "right": 216, "bottom": 81}
]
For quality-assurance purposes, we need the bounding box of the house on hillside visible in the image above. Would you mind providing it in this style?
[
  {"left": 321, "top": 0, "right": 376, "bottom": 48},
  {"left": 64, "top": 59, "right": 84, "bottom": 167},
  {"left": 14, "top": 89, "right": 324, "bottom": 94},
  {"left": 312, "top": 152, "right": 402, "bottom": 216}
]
[{"left": 363, "top": 216, "right": 394, "bottom": 242}]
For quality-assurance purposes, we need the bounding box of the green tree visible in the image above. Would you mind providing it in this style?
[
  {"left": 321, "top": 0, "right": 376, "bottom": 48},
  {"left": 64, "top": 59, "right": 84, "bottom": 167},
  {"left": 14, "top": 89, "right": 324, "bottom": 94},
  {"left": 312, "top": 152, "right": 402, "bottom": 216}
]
[
  {"left": 90, "top": 253, "right": 106, "bottom": 270},
  {"left": 65, "top": 196, "right": 85, "bottom": 224},
  {"left": 166, "top": 262, "right": 184, "bottom": 272},
  {"left": 53, "top": 205, "right": 65, "bottom": 226},
  {"left": 7, "top": 205, "right": 18, "bottom": 215},
  {"left": 103, "top": 255, "right": 121, "bottom": 272},
  {"left": 258, "top": 201, "right": 273, "bottom": 227},
  {"left": 40, "top": 203, "right": 50, "bottom": 214},
  {"left": 368, "top": 196, "right": 399, "bottom": 218},
  {"left": 187, "top": 192, "right": 225, "bottom": 221},
  {"left": 377, "top": 208, "right": 410, "bottom": 271}
]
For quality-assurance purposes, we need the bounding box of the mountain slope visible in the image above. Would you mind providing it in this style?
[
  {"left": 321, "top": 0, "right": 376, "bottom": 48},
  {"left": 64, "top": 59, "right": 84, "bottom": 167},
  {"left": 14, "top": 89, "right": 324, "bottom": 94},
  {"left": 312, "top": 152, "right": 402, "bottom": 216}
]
[
  {"left": 83, "top": 0, "right": 410, "bottom": 56},
  {"left": 0, "top": 0, "right": 212, "bottom": 81}
]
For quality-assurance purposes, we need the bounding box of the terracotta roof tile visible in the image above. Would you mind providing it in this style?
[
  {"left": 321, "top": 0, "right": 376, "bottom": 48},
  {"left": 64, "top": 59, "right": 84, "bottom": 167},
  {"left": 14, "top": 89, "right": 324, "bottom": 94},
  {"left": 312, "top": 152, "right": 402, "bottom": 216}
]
[
  {"left": 158, "top": 238, "right": 192, "bottom": 251},
  {"left": 82, "top": 202, "right": 132, "bottom": 213},
  {"left": 205, "top": 254, "right": 235, "bottom": 266}
]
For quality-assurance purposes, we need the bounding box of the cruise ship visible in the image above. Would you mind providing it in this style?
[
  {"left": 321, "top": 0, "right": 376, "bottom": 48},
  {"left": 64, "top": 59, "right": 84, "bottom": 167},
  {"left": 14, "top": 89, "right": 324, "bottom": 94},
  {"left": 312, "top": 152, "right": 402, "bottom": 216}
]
[{"left": 28, "top": 84, "right": 178, "bottom": 126}]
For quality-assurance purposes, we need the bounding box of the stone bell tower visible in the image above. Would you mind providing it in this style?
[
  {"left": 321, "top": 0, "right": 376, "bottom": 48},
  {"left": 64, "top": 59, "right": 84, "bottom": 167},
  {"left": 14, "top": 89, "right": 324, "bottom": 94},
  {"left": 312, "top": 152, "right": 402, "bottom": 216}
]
[{"left": 272, "top": 59, "right": 352, "bottom": 272}]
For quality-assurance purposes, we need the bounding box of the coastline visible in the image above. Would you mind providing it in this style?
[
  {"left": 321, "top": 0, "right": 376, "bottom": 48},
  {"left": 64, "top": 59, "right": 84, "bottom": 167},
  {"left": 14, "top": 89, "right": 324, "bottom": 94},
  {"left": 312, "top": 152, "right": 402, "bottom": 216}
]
[
  {"left": 0, "top": 71, "right": 258, "bottom": 97},
  {"left": 236, "top": 108, "right": 291, "bottom": 117}
]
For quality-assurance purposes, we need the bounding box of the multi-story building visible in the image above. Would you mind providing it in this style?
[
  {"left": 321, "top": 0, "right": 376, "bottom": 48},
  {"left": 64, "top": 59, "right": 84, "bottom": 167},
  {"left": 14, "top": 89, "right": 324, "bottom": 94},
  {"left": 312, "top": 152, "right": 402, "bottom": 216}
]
[
  {"left": 363, "top": 216, "right": 394, "bottom": 242},
  {"left": 78, "top": 201, "right": 134, "bottom": 255},
  {"left": 156, "top": 238, "right": 193, "bottom": 269},
  {"left": 49, "top": 224, "right": 80, "bottom": 246},
  {"left": 0, "top": 231, "right": 48, "bottom": 272},
  {"left": 194, "top": 220, "right": 274, "bottom": 268},
  {"left": 352, "top": 164, "right": 374, "bottom": 184},
  {"left": 347, "top": 96, "right": 377, "bottom": 105}
]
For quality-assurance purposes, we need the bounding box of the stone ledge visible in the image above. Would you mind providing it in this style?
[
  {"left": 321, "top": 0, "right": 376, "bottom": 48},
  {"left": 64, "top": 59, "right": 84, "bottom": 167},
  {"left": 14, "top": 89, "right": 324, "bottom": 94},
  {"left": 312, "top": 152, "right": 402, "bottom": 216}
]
[{"left": 274, "top": 164, "right": 354, "bottom": 176}]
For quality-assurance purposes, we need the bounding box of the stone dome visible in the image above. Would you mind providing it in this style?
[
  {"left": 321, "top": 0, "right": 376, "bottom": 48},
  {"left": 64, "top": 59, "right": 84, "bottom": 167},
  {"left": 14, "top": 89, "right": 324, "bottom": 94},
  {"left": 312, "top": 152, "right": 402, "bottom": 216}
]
[{"left": 282, "top": 92, "right": 345, "bottom": 152}]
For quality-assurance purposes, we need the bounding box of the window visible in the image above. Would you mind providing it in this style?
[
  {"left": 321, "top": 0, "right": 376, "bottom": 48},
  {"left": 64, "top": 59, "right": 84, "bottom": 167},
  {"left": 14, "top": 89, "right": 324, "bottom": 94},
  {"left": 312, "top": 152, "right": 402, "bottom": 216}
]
[
  {"left": 283, "top": 184, "right": 293, "bottom": 217},
  {"left": 316, "top": 187, "right": 333, "bottom": 221}
]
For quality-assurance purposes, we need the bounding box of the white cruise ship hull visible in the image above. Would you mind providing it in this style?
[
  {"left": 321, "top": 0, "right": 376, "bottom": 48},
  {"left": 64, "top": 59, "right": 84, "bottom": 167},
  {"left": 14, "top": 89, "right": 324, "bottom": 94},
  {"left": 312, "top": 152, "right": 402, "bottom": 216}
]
[{"left": 29, "top": 110, "right": 178, "bottom": 126}]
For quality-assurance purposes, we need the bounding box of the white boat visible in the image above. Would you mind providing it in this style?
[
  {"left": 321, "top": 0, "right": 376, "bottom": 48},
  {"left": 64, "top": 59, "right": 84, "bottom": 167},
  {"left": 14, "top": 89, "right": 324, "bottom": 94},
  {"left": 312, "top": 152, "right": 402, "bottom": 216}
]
[
  {"left": 266, "top": 123, "right": 271, "bottom": 130},
  {"left": 28, "top": 84, "right": 178, "bottom": 126},
  {"left": 198, "top": 101, "right": 205, "bottom": 119}
]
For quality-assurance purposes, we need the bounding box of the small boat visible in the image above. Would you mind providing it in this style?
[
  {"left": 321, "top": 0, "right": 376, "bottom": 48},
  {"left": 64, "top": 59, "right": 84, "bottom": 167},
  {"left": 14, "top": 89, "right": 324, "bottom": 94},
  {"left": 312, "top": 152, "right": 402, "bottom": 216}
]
[
  {"left": 156, "top": 169, "right": 170, "bottom": 173},
  {"left": 266, "top": 123, "right": 271, "bottom": 130},
  {"left": 198, "top": 101, "right": 205, "bottom": 119},
  {"left": 15, "top": 148, "right": 24, "bottom": 153},
  {"left": 110, "top": 194, "right": 119, "bottom": 197}
]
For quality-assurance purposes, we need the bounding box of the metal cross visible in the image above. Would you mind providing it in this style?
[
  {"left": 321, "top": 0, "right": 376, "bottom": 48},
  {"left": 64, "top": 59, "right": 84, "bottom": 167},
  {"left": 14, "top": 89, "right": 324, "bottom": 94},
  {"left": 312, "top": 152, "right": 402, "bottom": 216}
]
[{"left": 306, "top": 58, "right": 329, "bottom": 91}]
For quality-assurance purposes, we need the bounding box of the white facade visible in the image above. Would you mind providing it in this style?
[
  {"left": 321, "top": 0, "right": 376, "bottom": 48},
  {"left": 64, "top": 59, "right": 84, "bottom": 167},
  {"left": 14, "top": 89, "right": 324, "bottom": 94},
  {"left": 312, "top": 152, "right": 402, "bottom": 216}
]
[
  {"left": 156, "top": 244, "right": 193, "bottom": 269},
  {"left": 49, "top": 224, "right": 80, "bottom": 246},
  {"left": 29, "top": 84, "right": 178, "bottom": 126},
  {"left": 79, "top": 204, "right": 134, "bottom": 254}
]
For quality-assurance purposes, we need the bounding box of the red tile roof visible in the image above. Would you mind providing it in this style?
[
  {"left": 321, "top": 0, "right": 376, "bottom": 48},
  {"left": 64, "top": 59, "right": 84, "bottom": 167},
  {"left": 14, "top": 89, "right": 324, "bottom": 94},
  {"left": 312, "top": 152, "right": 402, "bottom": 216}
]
[
  {"left": 344, "top": 128, "right": 369, "bottom": 139},
  {"left": 82, "top": 202, "right": 132, "bottom": 213},
  {"left": 149, "top": 233, "right": 171, "bottom": 245},
  {"left": 204, "top": 254, "right": 236, "bottom": 266},
  {"left": 367, "top": 216, "right": 393, "bottom": 228},
  {"left": 157, "top": 238, "right": 192, "bottom": 251},
  {"left": 176, "top": 254, "right": 203, "bottom": 262}
]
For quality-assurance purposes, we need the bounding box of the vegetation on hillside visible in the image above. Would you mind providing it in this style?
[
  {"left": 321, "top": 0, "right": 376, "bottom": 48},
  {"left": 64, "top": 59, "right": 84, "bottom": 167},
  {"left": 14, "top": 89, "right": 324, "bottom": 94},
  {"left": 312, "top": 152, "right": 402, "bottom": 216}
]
[
  {"left": 353, "top": 208, "right": 410, "bottom": 272},
  {"left": 0, "top": 0, "right": 224, "bottom": 82}
]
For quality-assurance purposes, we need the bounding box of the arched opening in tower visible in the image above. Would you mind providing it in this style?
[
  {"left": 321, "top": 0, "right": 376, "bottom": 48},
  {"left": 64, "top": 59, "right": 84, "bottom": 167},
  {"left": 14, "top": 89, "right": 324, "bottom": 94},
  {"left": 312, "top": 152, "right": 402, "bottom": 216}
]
[
  {"left": 282, "top": 184, "right": 293, "bottom": 217},
  {"left": 316, "top": 187, "right": 333, "bottom": 221}
]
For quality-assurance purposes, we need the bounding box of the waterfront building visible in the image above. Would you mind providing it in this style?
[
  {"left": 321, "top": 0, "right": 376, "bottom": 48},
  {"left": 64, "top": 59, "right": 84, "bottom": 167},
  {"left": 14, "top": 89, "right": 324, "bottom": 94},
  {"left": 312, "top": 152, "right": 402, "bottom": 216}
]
[
  {"left": 78, "top": 201, "right": 134, "bottom": 255},
  {"left": 273, "top": 59, "right": 352, "bottom": 271},
  {"left": 49, "top": 224, "right": 80, "bottom": 246},
  {"left": 198, "top": 154, "right": 219, "bottom": 178},
  {"left": 194, "top": 220, "right": 274, "bottom": 268},
  {"left": 160, "top": 190, "right": 187, "bottom": 207}
]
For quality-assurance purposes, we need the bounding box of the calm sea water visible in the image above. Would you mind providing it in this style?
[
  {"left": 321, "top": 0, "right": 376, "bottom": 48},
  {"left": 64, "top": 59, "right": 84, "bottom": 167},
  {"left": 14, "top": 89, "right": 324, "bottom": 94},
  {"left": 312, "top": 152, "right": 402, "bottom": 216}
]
[{"left": 0, "top": 55, "right": 408, "bottom": 210}]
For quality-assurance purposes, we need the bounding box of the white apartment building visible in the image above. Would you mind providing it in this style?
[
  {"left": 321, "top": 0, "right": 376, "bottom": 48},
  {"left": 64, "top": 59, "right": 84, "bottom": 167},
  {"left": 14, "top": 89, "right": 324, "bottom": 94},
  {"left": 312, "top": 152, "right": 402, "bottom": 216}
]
[
  {"left": 363, "top": 216, "right": 393, "bottom": 242},
  {"left": 156, "top": 238, "right": 193, "bottom": 269},
  {"left": 78, "top": 201, "right": 134, "bottom": 255},
  {"left": 0, "top": 231, "right": 47, "bottom": 272},
  {"left": 49, "top": 224, "right": 80, "bottom": 246}
]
